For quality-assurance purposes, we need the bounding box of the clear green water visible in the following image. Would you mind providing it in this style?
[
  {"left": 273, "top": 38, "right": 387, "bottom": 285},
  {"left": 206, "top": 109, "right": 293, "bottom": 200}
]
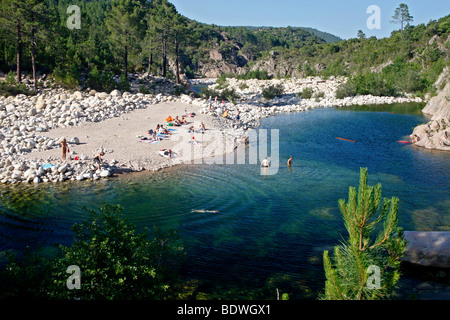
[{"left": 1, "top": 103, "right": 449, "bottom": 299}]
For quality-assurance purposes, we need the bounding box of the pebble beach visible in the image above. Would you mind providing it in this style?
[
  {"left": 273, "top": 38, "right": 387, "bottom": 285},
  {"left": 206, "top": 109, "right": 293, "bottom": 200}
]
[{"left": 0, "top": 76, "right": 424, "bottom": 184}]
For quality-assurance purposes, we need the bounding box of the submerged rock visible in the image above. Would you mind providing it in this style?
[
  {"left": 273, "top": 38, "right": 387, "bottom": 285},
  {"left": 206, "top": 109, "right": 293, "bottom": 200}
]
[{"left": 403, "top": 231, "right": 450, "bottom": 268}]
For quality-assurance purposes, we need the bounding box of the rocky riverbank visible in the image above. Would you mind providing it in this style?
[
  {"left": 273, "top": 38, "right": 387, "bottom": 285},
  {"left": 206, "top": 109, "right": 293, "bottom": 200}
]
[
  {"left": 193, "top": 77, "right": 423, "bottom": 129},
  {"left": 0, "top": 76, "right": 426, "bottom": 185},
  {"left": 410, "top": 67, "right": 450, "bottom": 151},
  {"left": 0, "top": 87, "right": 240, "bottom": 185}
]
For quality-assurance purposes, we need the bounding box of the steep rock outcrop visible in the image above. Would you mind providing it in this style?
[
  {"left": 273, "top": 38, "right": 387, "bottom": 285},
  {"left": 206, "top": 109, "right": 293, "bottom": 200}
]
[{"left": 411, "top": 67, "right": 450, "bottom": 151}]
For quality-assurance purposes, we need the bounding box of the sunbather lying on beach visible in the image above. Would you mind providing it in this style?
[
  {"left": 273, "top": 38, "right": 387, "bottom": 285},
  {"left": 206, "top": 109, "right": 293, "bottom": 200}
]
[
  {"left": 158, "top": 125, "right": 170, "bottom": 135},
  {"left": 180, "top": 116, "right": 188, "bottom": 125}
]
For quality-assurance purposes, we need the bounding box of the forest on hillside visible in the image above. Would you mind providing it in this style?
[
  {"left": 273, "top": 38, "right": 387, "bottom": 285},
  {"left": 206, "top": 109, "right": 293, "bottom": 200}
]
[
  {"left": 0, "top": 0, "right": 330, "bottom": 93},
  {"left": 0, "top": 0, "right": 448, "bottom": 99}
]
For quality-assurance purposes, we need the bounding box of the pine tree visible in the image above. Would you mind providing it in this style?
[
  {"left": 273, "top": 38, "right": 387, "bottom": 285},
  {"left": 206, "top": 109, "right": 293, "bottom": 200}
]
[
  {"left": 321, "top": 168, "right": 407, "bottom": 300},
  {"left": 23, "top": 0, "right": 51, "bottom": 92},
  {"left": 171, "top": 12, "right": 188, "bottom": 84},
  {"left": 147, "top": 0, "right": 178, "bottom": 78},
  {"left": 105, "top": 0, "right": 147, "bottom": 80},
  {"left": 0, "top": 0, "right": 28, "bottom": 83},
  {"left": 391, "top": 3, "right": 414, "bottom": 38}
]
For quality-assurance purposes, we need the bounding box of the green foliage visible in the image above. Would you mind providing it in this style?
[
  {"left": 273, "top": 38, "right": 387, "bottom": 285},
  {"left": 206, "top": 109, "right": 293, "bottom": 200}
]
[
  {"left": 322, "top": 59, "right": 348, "bottom": 77},
  {"left": 215, "top": 74, "right": 229, "bottom": 89},
  {"left": 87, "top": 65, "right": 117, "bottom": 92},
  {"left": 262, "top": 83, "right": 284, "bottom": 100},
  {"left": 0, "top": 203, "right": 183, "bottom": 300},
  {"left": 298, "top": 87, "right": 314, "bottom": 99},
  {"left": 314, "top": 91, "right": 325, "bottom": 99},
  {"left": 321, "top": 168, "right": 407, "bottom": 300},
  {"left": 200, "top": 86, "right": 239, "bottom": 103},
  {"left": 0, "top": 71, "right": 32, "bottom": 96},
  {"left": 53, "top": 65, "right": 80, "bottom": 89},
  {"left": 335, "top": 81, "right": 357, "bottom": 99},
  {"left": 237, "top": 69, "right": 271, "bottom": 80},
  {"left": 117, "top": 74, "right": 131, "bottom": 92},
  {"left": 0, "top": 0, "right": 447, "bottom": 98},
  {"left": 139, "top": 84, "right": 150, "bottom": 94},
  {"left": 335, "top": 73, "right": 399, "bottom": 98}
]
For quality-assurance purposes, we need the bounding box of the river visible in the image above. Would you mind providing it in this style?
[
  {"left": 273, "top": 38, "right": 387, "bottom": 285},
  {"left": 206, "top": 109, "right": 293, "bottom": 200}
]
[{"left": 1, "top": 103, "right": 449, "bottom": 299}]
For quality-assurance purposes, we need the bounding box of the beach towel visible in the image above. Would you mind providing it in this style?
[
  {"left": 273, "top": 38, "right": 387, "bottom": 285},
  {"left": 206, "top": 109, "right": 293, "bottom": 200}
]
[
  {"left": 140, "top": 139, "right": 159, "bottom": 144},
  {"left": 42, "top": 163, "right": 56, "bottom": 170}
]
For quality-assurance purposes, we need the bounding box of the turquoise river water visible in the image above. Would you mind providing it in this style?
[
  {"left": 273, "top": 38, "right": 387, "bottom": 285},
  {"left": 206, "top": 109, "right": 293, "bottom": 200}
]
[{"left": 0, "top": 103, "right": 449, "bottom": 299}]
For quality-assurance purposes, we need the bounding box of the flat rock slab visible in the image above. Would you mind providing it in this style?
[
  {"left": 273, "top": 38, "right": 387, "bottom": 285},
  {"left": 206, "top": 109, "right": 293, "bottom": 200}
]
[{"left": 403, "top": 231, "right": 450, "bottom": 268}]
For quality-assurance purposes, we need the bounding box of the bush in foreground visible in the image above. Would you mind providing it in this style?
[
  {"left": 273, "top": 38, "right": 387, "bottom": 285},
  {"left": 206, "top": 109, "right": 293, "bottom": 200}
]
[{"left": 0, "top": 203, "right": 183, "bottom": 300}]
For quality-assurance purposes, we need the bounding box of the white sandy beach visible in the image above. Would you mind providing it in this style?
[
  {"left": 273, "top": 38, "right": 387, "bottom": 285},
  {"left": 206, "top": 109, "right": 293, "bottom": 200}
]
[{"left": 22, "top": 100, "right": 237, "bottom": 173}]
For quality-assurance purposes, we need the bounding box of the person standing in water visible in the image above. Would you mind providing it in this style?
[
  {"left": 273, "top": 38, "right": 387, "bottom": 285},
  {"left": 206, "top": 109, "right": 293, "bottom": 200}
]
[
  {"left": 260, "top": 157, "right": 270, "bottom": 168},
  {"left": 287, "top": 155, "right": 293, "bottom": 166}
]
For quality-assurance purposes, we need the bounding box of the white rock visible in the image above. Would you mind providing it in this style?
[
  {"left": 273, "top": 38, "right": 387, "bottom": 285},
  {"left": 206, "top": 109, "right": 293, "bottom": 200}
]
[
  {"left": 11, "top": 171, "right": 22, "bottom": 179},
  {"left": 99, "top": 169, "right": 111, "bottom": 177},
  {"left": 58, "top": 163, "right": 68, "bottom": 173},
  {"left": 5, "top": 104, "right": 15, "bottom": 113},
  {"left": 70, "top": 136, "right": 80, "bottom": 144},
  {"left": 110, "top": 89, "right": 122, "bottom": 97}
]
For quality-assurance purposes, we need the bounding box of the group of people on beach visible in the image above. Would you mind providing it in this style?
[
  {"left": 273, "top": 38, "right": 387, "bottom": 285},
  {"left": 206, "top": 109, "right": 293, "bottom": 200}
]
[{"left": 59, "top": 138, "right": 105, "bottom": 170}]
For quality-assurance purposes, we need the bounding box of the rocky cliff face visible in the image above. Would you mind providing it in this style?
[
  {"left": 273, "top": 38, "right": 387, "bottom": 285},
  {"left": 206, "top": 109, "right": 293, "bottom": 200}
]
[
  {"left": 422, "top": 67, "right": 450, "bottom": 120},
  {"left": 410, "top": 67, "right": 450, "bottom": 151},
  {"left": 193, "top": 32, "right": 248, "bottom": 78},
  {"left": 249, "top": 51, "right": 303, "bottom": 78}
]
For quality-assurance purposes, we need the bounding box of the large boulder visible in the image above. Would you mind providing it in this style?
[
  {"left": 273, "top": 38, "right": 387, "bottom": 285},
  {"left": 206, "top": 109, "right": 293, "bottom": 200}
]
[{"left": 402, "top": 231, "right": 450, "bottom": 268}]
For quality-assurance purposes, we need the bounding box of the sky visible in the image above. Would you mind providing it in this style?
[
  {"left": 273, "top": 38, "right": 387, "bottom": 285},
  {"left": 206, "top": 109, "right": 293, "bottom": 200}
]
[{"left": 168, "top": 0, "right": 449, "bottom": 40}]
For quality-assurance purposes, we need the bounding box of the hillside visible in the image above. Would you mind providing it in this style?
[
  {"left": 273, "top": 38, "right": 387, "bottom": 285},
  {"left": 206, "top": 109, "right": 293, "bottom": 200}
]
[
  {"left": 246, "top": 15, "right": 450, "bottom": 98},
  {"left": 0, "top": 0, "right": 336, "bottom": 88},
  {"left": 0, "top": 0, "right": 448, "bottom": 100}
]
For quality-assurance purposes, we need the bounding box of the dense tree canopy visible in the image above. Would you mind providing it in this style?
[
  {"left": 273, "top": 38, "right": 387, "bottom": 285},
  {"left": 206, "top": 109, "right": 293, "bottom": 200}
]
[{"left": 0, "top": 0, "right": 448, "bottom": 97}]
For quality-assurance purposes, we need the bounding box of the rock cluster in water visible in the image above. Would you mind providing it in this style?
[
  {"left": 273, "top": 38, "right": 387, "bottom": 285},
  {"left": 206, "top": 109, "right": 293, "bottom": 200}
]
[{"left": 410, "top": 68, "right": 450, "bottom": 151}]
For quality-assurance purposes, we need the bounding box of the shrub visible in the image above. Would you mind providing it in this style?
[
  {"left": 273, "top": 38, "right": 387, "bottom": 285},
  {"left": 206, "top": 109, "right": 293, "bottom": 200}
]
[
  {"left": 117, "top": 74, "right": 130, "bottom": 92},
  {"left": 238, "top": 82, "right": 249, "bottom": 90},
  {"left": 238, "top": 69, "right": 271, "bottom": 80},
  {"left": 335, "top": 81, "right": 357, "bottom": 99},
  {"left": 262, "top": 83, "right": 284, "bottom": 100},
  {"left": 0, "top": 203, "right": 183, "bottom": 300},
  {"left": 201, "top": 87, "right": 239, "bottom": 102},
  {"left": 298, "top": 87, "right": 314, "bottom": 99},
  {"left": 215, "top": 74, "right": 229, "bottom": 89},
  {"left": 314, "top": 91, "right": 325, "bottom": 99},
  {"left": 53, "top": 65, "right": 79, "bottom": 89},
  {"left": 1, "top": 71, "right": 33, "bottom": 96},
  {"left": 139, "top": 84, "right": 150, "bottom": 94}
]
